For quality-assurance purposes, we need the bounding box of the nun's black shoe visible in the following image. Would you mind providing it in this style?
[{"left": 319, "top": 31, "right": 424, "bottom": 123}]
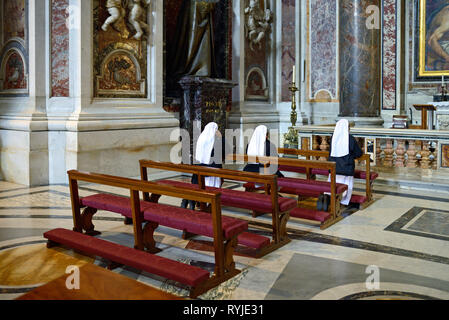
[
  {"left": 188, "top": 201, "right": 196, "bottom": 210},
  {"left": 316, "top": 194, "right": 324, "bottom": 211},
  {"left": 180, "top": 199, "right": 188, "bottom": 209}
]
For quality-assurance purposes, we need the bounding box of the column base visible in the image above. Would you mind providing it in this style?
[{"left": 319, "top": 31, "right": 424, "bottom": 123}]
[{"left": 337, "top": 116, "right": 384, "bottom": 128}]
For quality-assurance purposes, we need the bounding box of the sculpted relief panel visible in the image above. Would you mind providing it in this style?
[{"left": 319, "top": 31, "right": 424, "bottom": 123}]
[
  {"left": 244, "top": 0, "right": 272, "bottom": 52},
  {"left": 96, "top": 50, "right": 145, "bottom": 95},
  {"left": 94, "top": 0, "right": 149, "bottom": 98}
]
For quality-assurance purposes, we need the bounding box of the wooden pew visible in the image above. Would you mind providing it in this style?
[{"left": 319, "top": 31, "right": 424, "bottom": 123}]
[
  {"left": 278, "top": 148, "right": 377, "bottom": 209},
  {"left": 229, "top": 154, "right": 347, "bottom": 230},
  {"left": 65, "top": 170, "right": 247, "bottom": 298},
  {"left": 139, "top": 160, "right": 297, "bottom": 258}
]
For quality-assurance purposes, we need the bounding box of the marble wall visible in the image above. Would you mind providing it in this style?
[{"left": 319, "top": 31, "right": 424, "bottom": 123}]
[
  {"left": 303, "top": 0, "right": 409, "bottom": 126},
  {"left": 0, "top": 0, "right": 180, "bottom": 186}
]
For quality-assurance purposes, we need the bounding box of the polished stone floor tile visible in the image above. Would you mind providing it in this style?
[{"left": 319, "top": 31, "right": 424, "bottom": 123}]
[{"left": 0, "top": 176, "right": 448, "bottom": 300}]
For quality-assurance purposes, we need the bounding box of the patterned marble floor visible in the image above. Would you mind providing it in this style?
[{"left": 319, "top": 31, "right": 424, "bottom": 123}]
[{"left": 1, "top": 176, "right": 449, "bottom": 300}]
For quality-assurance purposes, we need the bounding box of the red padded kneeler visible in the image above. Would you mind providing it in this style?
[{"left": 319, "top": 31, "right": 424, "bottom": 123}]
[
  {"left": 44, "top": 228, "right": 210, "bottom": 287},
  {"left": 237, "top": 232, "right": 271, "bottom": 249},
  {"left": 289, "top": 207, "right": 331, "bottom": 223}
]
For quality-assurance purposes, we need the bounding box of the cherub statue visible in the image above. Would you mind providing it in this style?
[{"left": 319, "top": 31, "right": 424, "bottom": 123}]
[
  {"left": 244, "top": 0, "right": 272, "bottom": 51},
  {"left": 127, "top": 0, "right": 150, "bottom": 40},
  {"left": 101, "top": 0, "right": 126, "bottom": 33}
]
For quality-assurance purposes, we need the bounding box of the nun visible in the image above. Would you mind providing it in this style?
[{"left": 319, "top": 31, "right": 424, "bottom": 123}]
[
  {"left": 243, "top": 125, "right": 284, "bottom": 178},
  {"left": 318, "top": 119, "right": 363, "bottom": 211},
  {"left": 181, "top": 122, "right": 223, "bottom": 209}
]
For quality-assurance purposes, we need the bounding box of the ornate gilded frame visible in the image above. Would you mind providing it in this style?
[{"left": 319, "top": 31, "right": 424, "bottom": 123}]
[{"left": 418, "top": 0, "right": 449, "bottom": 77}]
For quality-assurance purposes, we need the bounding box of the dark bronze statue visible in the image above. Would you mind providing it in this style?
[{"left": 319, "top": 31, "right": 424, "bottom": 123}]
[{"left": 167, "top": 0, "right": 218, "bottom": 93}]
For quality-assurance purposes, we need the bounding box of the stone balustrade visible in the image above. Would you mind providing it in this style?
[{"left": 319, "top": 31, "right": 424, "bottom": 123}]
[{"left": 294, "top": 126, "right": 449, "bottom": 170}]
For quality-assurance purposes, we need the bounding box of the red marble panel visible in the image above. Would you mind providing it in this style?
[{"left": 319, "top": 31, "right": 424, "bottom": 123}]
[
  {"left": 442, "top": 144, "right": 449, "bottom": 168},
  {"left": 51, "top": 0, "right": 70, "bottom": 97},
  {"left": 382, "top": 0, "right": 397, "bottom": 110},
  {"left": 281, "top": 0, "right": 295, "bottom": 102}
]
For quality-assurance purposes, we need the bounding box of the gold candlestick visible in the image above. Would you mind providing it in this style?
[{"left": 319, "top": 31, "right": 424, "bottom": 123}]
[
  {"left": 283, "top": 82, "right": 299, "bottom": 147},
  {"left": 289, "top": 82, "right": 298, "bottom": 127}
]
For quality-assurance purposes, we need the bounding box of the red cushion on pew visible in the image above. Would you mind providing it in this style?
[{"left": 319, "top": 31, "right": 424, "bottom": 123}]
[
  {"left": 81, "top": 193, "right": 152, "bottom": 218},
  {"left": 219, "top": 188, "right": 297, "bottom": 213},
  {"left": 80, "top": 193, "right": 247, "bottom": 240},
  {"left": 44, "top": 228, "right": 210, "bottom": 287},
  {"left": 244, "top": 178, "right": 348, "bottom": 197},
  {"left": 237, "top": 232, "right": 271, "bottom": 249},
  {"left": 289, "top": 207, "right": 331, "bottom": 223},
  {"left": 142, "top": 203, "right": 248, "bottom": 240},
  {"left": 354, "top": 170, "right": 378, "bottom": 181},
  {"left": 350, "top": 194, "right": 368, "bottom": 204},
  {"left": 279, "top": 165, "right": 379, "bottom": 181},
  {"left": 279, "top": 177, "right": 348, "bottom": 194},
  {"left": 278, "top": 165, "right": 333, "bottom": 177},
  {"left": 278, "top": 165, "right": 307, "bottom": 174},
  {"left": 311, "top": 168, "right": 329, "bottom": 176},
  {"left": 158, "top": 180, "right": 297, "bottom": 213}
]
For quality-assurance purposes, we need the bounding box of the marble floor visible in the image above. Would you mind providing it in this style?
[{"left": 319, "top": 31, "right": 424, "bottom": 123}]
[{"left": 0, "top": 174, "right": 449, "bottom": 300}]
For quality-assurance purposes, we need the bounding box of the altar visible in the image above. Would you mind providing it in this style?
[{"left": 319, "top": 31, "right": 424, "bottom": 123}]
[{"left": 411, "top": 102, "right": 449, "bottom": 131}]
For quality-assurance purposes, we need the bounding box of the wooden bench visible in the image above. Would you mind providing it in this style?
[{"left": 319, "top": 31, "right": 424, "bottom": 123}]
[
  {"left": 139, "top": 160, "right": 297, "bottom": 258},
  {"left": 229, "top": 154, "right": 347, "bottom": 230},
  {"left": 65, "top": 170, "right": 248, "bottom": 298},
  {"left": 278, "top": 148, "right": 377, "bottom": 209}
]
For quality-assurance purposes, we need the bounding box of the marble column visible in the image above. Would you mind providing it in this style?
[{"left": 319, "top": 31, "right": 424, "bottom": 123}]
[{"left": 339, "top": 0, "right": 383, "bottom": 127}]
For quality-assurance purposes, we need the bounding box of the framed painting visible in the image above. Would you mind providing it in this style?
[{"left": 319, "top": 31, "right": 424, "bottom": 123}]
[{"left": 418, "top": 0, "right": 449, "bottom": 77}]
